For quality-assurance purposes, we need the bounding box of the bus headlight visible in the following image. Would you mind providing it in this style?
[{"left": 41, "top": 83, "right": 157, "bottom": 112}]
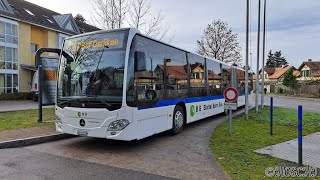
[
  {"left": 108, "top": 119, "right": 129, "bottom": 131},
  {"left": 56, "top": 116, "right": 62, "bottom": 124}
]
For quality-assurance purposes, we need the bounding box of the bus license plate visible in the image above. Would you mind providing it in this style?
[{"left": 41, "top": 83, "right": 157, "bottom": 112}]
[{"left": 77, "top": 129, "right": 88, "bottom": 136}]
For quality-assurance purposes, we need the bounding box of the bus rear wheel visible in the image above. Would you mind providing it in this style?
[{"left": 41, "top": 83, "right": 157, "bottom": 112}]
[{"left": 172, "top": 105, "right": 185, "bottom": 135}]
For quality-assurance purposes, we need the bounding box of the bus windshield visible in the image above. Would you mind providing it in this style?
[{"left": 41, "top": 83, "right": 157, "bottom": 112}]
[{"left": 57, "top": 31, "right": 128, "bottom": 110}]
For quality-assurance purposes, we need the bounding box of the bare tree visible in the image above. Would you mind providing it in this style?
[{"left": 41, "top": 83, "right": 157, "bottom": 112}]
[
  {"left": 127, "top": 0, "right": 149, "bottom": 28},
  {"left": 197, "top": 20, "right": 242, "bottom": 66},
  {"left": 91, "top": 0, "right": 129, "bottom": 30},
  {"left": 90, "top": 0, "right": 172, "bottom": 41}
]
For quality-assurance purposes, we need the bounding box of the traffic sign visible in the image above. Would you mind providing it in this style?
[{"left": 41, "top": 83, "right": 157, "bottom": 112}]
[
  {"left": 224, "top": 102, "right": 237, "bottom": 110},
  {"left": 223, "top": 87, "right": 239, "bottom": 103}
]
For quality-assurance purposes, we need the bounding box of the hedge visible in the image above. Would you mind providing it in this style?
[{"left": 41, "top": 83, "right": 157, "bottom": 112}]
[{"left": 0, "top": 92, "right": 33, "bottom": 100}]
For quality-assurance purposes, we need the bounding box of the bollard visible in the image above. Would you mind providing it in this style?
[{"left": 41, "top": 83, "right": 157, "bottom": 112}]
[
  {"left": 298, "top": 105, "right": 303, "bottom": 166},
  {"left": 270, "top": 97, "right": 273, "bottom": 136}
]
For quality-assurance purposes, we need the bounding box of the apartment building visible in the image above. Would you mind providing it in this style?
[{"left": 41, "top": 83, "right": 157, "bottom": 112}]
[{"left": 0, "top": 0, "right": 99, "bottom": 94}]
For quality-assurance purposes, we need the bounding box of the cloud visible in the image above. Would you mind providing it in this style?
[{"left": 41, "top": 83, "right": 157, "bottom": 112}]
[{"left": 25, "top": 0, "right": 320, "bottom": 70}]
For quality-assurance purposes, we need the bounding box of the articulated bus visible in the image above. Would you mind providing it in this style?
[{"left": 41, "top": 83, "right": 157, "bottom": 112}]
[{"left": 55, "top": 28, "right": 253, "bottom": 141}]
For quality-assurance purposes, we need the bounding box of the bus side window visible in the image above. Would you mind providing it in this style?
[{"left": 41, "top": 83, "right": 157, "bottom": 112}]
[
  {"left": 222, "top": 65, "right": 231, "bottom": 90},
  {"left": 207, "top": 60, "right": 222, "bottom": 96},
  {"left": 189, "top": 54, "right": 206, "bottom": 97},
  {"left": 165, "top": 48, "right": 188, "bottom": 99}
]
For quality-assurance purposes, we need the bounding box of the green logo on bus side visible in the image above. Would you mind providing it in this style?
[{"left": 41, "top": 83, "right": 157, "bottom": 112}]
[
  {"left": 190, "top": 105, "right": 195, "bottom": 117},
  {"left": 77, "top": 112, "right": 81, "bottom": 117}
]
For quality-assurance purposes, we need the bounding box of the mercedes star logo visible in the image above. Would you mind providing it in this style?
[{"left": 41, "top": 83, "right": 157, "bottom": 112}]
[{"left": 80, "top": 119, "right": 85, "bottom": 127}]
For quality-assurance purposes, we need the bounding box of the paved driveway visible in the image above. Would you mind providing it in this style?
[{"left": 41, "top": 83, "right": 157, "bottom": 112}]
[{"left": 22, "top": 109, "right": 248, "bottom": 180}]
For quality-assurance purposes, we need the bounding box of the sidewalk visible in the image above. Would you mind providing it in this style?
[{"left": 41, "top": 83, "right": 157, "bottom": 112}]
[
  {"left": 0, "top": 100, "right": 54, "bottom": 112},
  {"left": 0, "top": 101, "right": 71, "bottom": 148},
  {"left": 255, "top": 132, "right": 320, "bottom": 169},
  {"left": 0, "top": 125, "right": 72, "bottom": 149},
  {"left": 0, "top": 126, "right": 57, "bottom": 142}
]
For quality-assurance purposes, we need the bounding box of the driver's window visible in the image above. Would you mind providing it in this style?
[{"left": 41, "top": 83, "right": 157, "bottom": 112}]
[{"left": 127, "top": 35, "right": 165, "bottom": 108}]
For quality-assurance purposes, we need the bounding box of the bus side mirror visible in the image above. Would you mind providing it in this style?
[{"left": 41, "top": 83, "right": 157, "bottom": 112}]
[{"left": 134, "top": 51, "right": 146, "bottom": 72}]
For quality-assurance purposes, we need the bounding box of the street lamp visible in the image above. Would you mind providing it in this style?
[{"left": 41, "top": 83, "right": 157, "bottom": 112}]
[
  {"left": 256, "top": 0, "right": 261, "bottom": 112},
  {"left": 245, "top": 0, "right": 250, "bottom": 119},
  {"left": 261, "top": 0, "right": 267, "bottom": 108}
]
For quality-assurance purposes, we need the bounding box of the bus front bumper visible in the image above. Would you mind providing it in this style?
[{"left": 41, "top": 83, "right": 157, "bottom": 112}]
[{"left": 56, "top": 123, "right": 136, "bottom": 141}]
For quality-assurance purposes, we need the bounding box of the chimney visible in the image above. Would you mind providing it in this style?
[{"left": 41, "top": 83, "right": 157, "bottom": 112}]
[{"left": 308, "top": 59, "right": 312, "bottom": 62}]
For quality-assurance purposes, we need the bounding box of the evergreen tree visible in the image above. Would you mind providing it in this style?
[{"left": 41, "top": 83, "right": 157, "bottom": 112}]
[
  {"left": 265, "top": 50, "right": 288, "bottom": 67},
  {"left": 74, "top": 14, "right": 86, "bottom": 22},
  {"left": 283, "top": 68, "right": 298, "bottom": 90},
  {"left": 266, "top": 50, "right": 276, "bottom": 67},
  {"left": 274, "top": 51, "right": 288, "bottom": 67}
]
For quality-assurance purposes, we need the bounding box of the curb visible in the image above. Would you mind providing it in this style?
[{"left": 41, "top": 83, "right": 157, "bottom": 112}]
[{"left": 0, "top": 133, "right": 75, "bottom": 149}]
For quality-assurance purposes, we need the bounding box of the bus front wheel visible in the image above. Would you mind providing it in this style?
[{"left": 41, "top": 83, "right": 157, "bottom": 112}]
[{"left": 172, "top": 105, "right": 185, "bottom": 135}]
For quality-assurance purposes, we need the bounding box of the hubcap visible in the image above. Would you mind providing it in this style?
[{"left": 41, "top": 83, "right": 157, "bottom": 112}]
[{"left": 174, "top": 111, "right": 184, "bottom": 129}]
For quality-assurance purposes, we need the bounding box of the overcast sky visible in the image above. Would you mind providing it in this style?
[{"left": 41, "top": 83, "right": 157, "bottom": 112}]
[{"left": 26, "top": 0, "right": 320, "bottom": 69}]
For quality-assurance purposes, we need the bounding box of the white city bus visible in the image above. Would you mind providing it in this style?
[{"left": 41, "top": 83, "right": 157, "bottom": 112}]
[{"left": 55, "top": 28, "right": 252, "bottom": 141}]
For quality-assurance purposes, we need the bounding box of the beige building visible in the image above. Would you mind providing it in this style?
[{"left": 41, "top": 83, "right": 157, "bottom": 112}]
[
  {"left": 256, "top": 66, "right": 299, "bottom": 93},
  {"left": 296, "top": 61, "right": 320, "bottom": 82},
  {"left": 0, "top": 0, "right": 99, "bottom": 94}
]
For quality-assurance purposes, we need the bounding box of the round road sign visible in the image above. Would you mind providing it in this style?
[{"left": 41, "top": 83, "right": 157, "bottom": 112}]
[{"left": 223, "top": 87, "right": 239, "bottom": 102}]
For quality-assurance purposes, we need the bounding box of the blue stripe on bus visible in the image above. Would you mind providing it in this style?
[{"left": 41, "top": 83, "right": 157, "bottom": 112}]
[{"left": 138, "top": 93, "right": 247, "bottom": 110}]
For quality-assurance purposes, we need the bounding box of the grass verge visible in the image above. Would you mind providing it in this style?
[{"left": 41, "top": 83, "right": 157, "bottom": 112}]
[
  {"left": 0, "top": 108, "right": 55, "bottom": 132},
  {"left": 210, "top": 107, "right": 320, "bottom": 179}
]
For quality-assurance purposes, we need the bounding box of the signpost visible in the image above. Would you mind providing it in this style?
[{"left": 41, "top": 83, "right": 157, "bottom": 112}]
[
  {"left": 35, "top": 48, "right": 61, "bottom": 123},
  {"left": 224, "top": 87, "right": 239, "bottom": 135}
]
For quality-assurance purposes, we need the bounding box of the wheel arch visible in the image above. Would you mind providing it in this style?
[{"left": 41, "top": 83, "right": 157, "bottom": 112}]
[{"left": 176, "top": 102, "right": 187, "bottom": 125}]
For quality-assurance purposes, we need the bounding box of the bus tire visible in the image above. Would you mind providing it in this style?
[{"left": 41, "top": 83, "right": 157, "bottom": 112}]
[{"left": 172, "top": 105, "right": 185, "bottom": 135}]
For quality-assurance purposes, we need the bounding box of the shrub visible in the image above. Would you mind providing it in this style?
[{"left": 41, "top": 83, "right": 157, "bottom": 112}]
[
  {"left": 277, "top": 87, "right": 284, "bottom": 94},
  {"left": 0, "top": 92, "right": 33, "bottom": 100}
]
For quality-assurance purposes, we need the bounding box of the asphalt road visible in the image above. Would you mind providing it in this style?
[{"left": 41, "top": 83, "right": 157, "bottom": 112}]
[
  {"left": 263, "top": 95, "right": 320, "bottom": 113},
  {"left": 0, "top": 148, "right": 174, "bottom": 180}
]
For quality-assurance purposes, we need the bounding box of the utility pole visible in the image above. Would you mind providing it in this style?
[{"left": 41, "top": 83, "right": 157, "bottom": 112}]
[
  {"left": 261, "top": 0, "right": 267, "bottom": 108},
  {"left": 245, "top": 0, "right": 249, "bottom": 119},
  {"left": 255, "top": 0, "right": 261, "bottom": 112}
]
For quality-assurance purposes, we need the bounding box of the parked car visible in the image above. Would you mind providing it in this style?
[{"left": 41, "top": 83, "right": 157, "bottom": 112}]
[{"left": 31, "top": 70, "right": 39, "bottom": 102}]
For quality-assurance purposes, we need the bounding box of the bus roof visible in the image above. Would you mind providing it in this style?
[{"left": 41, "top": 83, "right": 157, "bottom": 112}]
[{"left": 65, "top": 27, "right": 247, "bottom": 72}]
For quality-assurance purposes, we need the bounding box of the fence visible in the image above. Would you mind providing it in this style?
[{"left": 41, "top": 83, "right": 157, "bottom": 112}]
[{"left": 273, "top": 83, "right": 320, "bottom": 97}]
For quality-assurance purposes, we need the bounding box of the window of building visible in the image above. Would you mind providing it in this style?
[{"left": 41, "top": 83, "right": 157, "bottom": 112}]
[
  {"left": 0, "top": 73, "right": 18, "bottom": 93},
  {"left": 0, "top": 22, "right": 4, "bottom": 42},
  {"left": 0, "top": 19, "right": 18, "bottom": 94},
  {"left": 24, "top": 9, "right": 34, "bottom": 16},
  {"left": 43, "top": 15, "right": 54, "bottom": 24},
  {"left": 31, "top": 43, "right": 38, "bottom": 54},
  {"left": 0, "top": 47, "right": 18, "bottom": 70},
  {"left": 46, "top": 18, "right": 54, "bottom": 23},
  {"left": 301, "top": 70, "right": 311, "bottom": 77},
  {"left": 0, "top": 22, "right": 18, "bottom": 44}
]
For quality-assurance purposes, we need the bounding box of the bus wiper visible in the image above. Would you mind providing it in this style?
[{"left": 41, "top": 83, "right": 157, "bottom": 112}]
[
  {"left": 81, "top": 97, "right": 113, "bottom": 109},
  {"left": 89, "top": 99, "right": 113, "bottom": 109},
  {"left": 58, "top": 99, "right": 81, "bottom": 106}
]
